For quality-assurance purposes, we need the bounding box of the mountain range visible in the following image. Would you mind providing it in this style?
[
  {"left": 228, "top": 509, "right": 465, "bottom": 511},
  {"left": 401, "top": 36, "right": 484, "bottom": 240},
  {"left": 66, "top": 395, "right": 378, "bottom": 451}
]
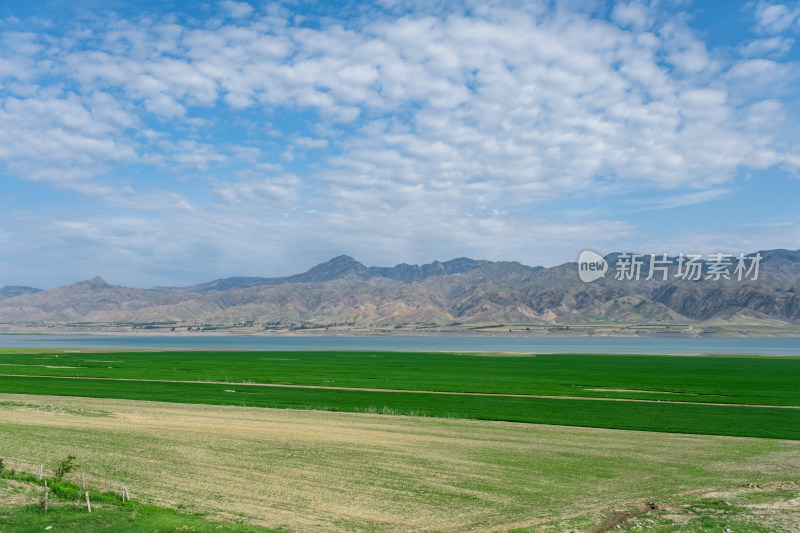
[{"left": 1, "top": 251, "right": 799, "bottom": 329}]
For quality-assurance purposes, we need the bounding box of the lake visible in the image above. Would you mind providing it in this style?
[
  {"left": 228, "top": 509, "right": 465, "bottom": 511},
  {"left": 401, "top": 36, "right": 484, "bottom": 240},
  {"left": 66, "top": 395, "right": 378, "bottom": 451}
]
[{"left": 1, "top": 334, "right": 799, "bottom": 354}]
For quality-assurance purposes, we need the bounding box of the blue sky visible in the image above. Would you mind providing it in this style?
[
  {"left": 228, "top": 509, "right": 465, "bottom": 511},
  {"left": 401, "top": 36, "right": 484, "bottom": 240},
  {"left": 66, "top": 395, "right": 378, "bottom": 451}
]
[{"left": 1, "top": 0, "right": 799, "bottom": 288}]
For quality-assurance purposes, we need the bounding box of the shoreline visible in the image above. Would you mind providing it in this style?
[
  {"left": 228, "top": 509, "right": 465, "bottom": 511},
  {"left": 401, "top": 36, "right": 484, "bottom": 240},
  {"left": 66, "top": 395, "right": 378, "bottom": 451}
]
[
  {"left": 1, "top": 328, "right": 800, "bottom": 338},
  {"left": 1, "top": 332, "right": 799, "bottom": 356}
]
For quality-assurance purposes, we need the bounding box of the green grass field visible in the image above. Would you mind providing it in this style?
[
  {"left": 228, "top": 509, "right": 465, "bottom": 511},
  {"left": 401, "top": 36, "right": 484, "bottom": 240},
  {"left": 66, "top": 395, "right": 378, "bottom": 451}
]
[
  {"left": 0, "top": 469, "right": 276, "bottom": 532},
  {"left": 3, "top": 349, "right": 800, "bottom": 404},
  {"left": 1, "top": 349, "right": 799, "bottom": 439}
]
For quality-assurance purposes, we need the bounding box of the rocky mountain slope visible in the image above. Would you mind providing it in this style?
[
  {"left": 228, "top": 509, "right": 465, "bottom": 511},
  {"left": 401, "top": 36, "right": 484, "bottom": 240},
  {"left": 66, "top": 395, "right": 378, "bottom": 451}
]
[{"left": 0, "top": 251, "right": 798, "bottom": 327}]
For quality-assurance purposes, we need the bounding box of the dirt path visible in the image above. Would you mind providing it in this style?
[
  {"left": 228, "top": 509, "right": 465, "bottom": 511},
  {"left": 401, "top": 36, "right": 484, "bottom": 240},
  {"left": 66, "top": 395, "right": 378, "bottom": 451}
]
[{"left": 1, "top": 373, "right": 799, "bottom": 409}]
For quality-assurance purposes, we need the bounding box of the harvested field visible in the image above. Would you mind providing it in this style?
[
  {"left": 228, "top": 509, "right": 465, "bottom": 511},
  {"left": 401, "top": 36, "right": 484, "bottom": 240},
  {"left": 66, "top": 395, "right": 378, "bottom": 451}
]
[{"left": 1, "top": 393, "right": 799, "bottom": 532}]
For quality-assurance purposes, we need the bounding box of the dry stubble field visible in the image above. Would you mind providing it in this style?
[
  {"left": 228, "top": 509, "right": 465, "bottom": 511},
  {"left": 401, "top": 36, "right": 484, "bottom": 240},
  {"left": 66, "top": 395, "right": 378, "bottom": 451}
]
[{"left": 2, "top": 393, "right": 800, "bottom": 532}]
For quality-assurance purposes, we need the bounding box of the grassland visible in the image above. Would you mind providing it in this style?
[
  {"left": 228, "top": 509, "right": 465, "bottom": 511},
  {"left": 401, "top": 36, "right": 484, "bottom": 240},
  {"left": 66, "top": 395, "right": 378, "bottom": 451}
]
[
  {"left": 0, "top": 349, "right": 799, "bottom": 439},
  {"left": 2, "top": 348, "right": 800, "bottom": 530},
  {"left": 0, "top": 469, "right": 275, "bottom": 532},
  {"left": 2, "top": 349, "right": 800, "bottom": 405},
  {"left": 1, "top": 394, "right": 799, "bottom": 532}
]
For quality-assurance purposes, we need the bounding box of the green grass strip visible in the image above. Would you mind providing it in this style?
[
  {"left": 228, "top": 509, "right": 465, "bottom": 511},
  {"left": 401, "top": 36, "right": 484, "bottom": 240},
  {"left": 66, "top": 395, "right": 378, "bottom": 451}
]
[
  {"left": 1, "top": 350, "right": 799, "bottom": 405},
  {"left": 2, "top": 375, "right": 799, "bottom": 440}
]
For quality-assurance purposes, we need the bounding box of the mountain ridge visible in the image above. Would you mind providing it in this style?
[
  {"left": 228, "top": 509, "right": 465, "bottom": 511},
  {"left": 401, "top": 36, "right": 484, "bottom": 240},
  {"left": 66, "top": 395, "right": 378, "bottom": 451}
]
[
  {"left": 181, "top": 256, "right": 493, "bottom": 292},
  {"left": 1, "top": 250, "right": 798, "bottom": 329}
]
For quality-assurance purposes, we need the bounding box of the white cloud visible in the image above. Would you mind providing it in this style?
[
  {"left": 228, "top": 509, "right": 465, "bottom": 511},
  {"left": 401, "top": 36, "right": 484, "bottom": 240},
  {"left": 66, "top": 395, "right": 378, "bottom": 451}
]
[
  {"left": 5, "top": 5, "right": 796, "bottom": 193},
  {"left": 753, "top": 2, "right": 800, "bottom": 33},
  {"left": 160, "top": 140, "right": 228, "bottom": 170},
  {"left": 726, "top": 57, "right": 795, "bottom": 91},
  {"left": 1, "top": 0, "right": 799, "bottom": 286},
  {"left": 625, "top": 188, "right": 734, "bottom": 212},
  {"left": 8, "top": 1, "right": 783, "bottom": 197},
  {"left": 219, "top": 1, "right": 254, "bottom": 19},
  {"left": 0, "top": 92, "right": 138, "bottom": 186},
  {"left": 292, "top": 137, "right": 329, "bottom": 151},
  {"left": 739, "top": 36, "right": 795, "bottom": 56},
  {"left": 213, "top": 174, "right": 303, "bottom": 205},
  {"left": 612, "top": 1, "right": 652, "bottom": 31}
]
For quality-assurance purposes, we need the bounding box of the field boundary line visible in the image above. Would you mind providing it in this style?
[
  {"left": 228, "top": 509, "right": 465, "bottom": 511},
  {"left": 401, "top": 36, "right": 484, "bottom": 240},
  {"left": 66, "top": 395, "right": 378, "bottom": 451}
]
[{"left": 1, "top": 373, "right": 799, "bottom": 409}]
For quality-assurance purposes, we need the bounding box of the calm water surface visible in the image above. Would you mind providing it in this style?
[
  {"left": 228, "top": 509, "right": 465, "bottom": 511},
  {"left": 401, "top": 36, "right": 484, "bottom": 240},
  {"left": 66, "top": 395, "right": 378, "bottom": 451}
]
[{"left": 1, "top": 335, "right": 799, "bottom": 354}]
